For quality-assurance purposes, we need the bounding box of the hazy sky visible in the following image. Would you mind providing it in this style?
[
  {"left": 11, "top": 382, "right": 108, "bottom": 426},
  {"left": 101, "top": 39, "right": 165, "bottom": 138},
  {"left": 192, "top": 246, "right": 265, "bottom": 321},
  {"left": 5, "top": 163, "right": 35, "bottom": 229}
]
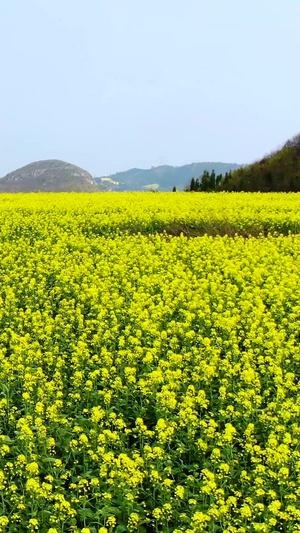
[{"left": 1, "top": 0, "right": 300, "bottom": 177}]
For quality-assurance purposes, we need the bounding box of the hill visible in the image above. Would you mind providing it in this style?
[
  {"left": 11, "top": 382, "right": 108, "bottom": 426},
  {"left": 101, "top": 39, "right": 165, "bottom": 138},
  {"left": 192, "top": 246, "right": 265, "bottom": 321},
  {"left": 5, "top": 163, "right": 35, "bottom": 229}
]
[
  {"left": 0, "top": 160, "right": 100, "bottom": 192},
  {"left": 95, "top": 162, "right": 241, "bottom": 191},
  {"left": 222, "top": 133, "right": 300, "bottom": 192}
]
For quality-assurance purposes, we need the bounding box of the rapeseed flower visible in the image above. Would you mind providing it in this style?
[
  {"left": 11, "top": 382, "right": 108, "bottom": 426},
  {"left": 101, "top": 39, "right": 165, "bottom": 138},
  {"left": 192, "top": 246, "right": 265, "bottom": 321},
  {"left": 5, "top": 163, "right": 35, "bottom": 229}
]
[{"left": 0, "top": 193, "right": 299, "bottom": 530}]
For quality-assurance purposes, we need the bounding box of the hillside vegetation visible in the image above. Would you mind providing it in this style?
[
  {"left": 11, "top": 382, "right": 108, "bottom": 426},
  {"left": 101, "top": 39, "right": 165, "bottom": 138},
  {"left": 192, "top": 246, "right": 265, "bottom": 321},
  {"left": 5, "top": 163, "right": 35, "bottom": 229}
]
[{"left": 222, "top": 133, "right": 300, "bottom": 192}]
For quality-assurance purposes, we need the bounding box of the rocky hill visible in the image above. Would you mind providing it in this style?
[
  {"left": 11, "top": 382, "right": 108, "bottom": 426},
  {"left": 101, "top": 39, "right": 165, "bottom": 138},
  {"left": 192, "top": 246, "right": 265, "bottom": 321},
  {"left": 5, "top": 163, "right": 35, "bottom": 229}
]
[
  {"left": 95, "top": 162, "right": 241, "bottom": 191},
  {"left": 0, "top": 160, "right": 99, "bottom": 192}
]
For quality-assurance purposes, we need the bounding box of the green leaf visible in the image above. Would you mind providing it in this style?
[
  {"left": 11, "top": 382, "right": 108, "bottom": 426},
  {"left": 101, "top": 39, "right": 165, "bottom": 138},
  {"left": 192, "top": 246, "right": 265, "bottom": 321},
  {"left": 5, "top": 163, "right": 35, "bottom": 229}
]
[
  {"left": 115, "top": 526, "right": 127, "bottom": 533},
  {"left": 78, "top": 508, "right": 95, "bottom": 520}
]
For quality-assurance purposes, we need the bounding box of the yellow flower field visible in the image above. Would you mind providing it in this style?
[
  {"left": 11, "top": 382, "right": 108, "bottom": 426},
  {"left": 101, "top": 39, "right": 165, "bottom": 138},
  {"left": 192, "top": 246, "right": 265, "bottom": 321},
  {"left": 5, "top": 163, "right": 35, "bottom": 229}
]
[
  {"left": 0, "top": 191, "right": 300, "bottom": 237},
  {"left": 0, "top": 192, "right": 299, "bottom": 532}
]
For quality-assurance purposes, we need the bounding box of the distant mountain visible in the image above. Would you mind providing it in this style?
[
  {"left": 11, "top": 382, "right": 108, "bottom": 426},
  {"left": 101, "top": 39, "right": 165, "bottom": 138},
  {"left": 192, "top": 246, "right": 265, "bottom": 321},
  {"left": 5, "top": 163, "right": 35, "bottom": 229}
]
[
  {"left": 0, "top": 160, "right": 100, "bottom": 192},
  {"left": 95, "top": 162, "right": 241, "bottom": 191},
  {"left": 222, "top": 133, "right": 300, "bottom": 192}
]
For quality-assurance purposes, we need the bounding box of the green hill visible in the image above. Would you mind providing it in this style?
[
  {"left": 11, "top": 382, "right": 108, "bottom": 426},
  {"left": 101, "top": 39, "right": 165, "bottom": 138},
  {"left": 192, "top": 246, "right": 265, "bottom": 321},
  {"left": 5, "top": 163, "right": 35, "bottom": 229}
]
[
  {"left": 95, "top": 162, "right": 241, "bottom": 191},
  {"left": 222, "top": 134, "right": 300, "bottom": 192}
]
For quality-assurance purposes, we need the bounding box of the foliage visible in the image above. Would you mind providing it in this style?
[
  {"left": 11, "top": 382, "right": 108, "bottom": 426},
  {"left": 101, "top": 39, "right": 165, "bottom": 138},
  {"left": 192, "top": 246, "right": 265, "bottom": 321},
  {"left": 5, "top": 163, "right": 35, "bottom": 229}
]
[
  {"left": 186, "top": 171, "right": 225, "bottom": 192},
  {"left": 221, "top": 133, "right": 300, "bottom": 192},
  {"left": 0, "top": 193, "right": 299, "bottom": 531}
]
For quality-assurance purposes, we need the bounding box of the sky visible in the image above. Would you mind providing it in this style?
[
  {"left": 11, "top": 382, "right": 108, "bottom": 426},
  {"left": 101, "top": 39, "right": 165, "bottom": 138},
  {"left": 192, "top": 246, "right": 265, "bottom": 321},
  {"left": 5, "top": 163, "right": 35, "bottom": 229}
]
[{"left": 1, "top": 0, "right": 300, "bottom": 177}]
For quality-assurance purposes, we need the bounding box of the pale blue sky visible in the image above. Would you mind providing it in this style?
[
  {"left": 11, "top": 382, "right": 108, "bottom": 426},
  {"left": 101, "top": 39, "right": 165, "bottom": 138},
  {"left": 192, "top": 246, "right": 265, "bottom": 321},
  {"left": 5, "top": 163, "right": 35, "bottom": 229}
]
[{"left": 1, "top": 0, "right": 300, "bottom": 177}]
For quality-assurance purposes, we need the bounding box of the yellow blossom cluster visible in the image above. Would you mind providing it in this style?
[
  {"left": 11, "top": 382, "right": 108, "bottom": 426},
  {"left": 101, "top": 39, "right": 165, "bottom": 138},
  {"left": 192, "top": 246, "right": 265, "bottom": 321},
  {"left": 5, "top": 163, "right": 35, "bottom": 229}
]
[
  {"left": 0, "top": 192, "right": 299, "bottom": 532},
  {"left": 0, "top": 191, "right": 299, "bottom": 237}
]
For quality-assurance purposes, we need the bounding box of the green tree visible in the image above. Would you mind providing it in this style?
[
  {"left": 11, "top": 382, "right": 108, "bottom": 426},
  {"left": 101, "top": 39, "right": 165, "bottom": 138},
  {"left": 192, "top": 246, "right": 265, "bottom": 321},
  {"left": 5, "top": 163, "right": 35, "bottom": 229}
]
[
  {"left": 209, "top": 170, "right": 216, "bottom": 190},
  {"left": 200, "top": 171, "right": 210, "bottom": 191},
  {"left": 216, "top": 174, "right": 223, "bottom": 187}
]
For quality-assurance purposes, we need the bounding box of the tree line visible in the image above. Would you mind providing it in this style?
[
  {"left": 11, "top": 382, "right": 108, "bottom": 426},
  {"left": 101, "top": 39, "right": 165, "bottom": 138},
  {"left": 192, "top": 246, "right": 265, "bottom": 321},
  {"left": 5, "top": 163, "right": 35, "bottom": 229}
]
[{"left": 180, "top": 170, "right": 233, "bottom": 192}]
